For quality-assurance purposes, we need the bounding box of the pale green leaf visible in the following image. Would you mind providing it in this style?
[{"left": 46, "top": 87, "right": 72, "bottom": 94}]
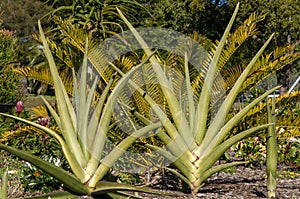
[
  {"left": 0, "top": 113, "right": 88, "bottom": 182},
  {"left": 194, "top": 3, "right": 240, "bottom": 144},
  {"left": 0, "top": 143, "right": 91, "bottom": 195},
  {"left": 1, "top": 168, "right": 8, "bottom": 199}
]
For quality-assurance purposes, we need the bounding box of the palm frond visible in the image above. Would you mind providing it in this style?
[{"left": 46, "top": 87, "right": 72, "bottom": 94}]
[
  {"left": 245, "top": 91, "right": 299, "bottom": 120},
  {"left": 56, "top": 0, "right": 146, "bottom": 39},
  {"left": 33, "top": 34, "right": 81, "bottom": 70},
  {"left": 14, "top": 67, "right": 74, "bottom": 95},
  {"left": 88, "top": 46, "right": 113, "bottom": 85},
  {"left": 277, "top": 110, "right": 300, "bottom": 138},
  {"left": 241, "top": 46, "right": 300, "bottom": 93},
  {"left": 0, "top": 125, "right": 61, "bottom": 143},
  {"left": 193, "top": 12, "right": 270, "bottom": 103},
  {"left": 233, "top": 91, "right": 300, "bottom": 137},
  {"left": 164, "top": 33, "right": 211, "bottom": 100},
  {"left": 217, "top": 45, "right": 300, "bottom": 102},
  {"left": 217, "top": 12, "right": 266, "bottom": 70},
  {"left": 31, "top": 104, "right": 50, "bottom": 119},
  {"left": 189, "top": 31, "right": 214, "bottom": 51},
  {"left": 53, "top": 17, "right": 92, "bottom": 51}
]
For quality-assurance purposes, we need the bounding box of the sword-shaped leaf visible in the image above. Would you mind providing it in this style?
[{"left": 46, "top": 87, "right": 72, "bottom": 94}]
[{"left": 0, "top": 143, "right": 91, "bottom": 195}]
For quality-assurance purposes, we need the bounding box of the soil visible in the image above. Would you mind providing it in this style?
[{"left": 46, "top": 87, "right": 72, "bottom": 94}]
[
  {"left": 5, "top": 164, "right": 300, "bottom": 199},
  {"left": 136, "top": 165, "right": 300, "bottom": 199}
]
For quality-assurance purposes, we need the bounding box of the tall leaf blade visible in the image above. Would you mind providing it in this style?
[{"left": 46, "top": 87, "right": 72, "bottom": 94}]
[
  {"left": 87, "top": 79, "right": 114, "bottom": 149},
  {"left": 203, "top": 33, "right": 275, "bottom": 148},
  {"left": 80, "top": 76, "right": 98, "bottom": 159},
  {"left": 89, "top": 122, "right": 162, "bottom": 186},
  {"left": 196, "top": 86, "right": 280, "bottom": 156},
  {"left": 184, "top": 52, "right": 196, "bottom": 131},
  {"left": 197, "top": 123, "right": 272, "bottom": 174},
  {"left": 0, "top": 143, "right": 91, "bottom": 195},
  {"left": 77, "top": 38, "right": 89, "bottom": 158},
  {"left": 266, "top": 97, "right": 277, "bottom": 198},
  {"left": 117, "top": 8, "right": 194, "bottom": 148},
  {"left": 38, "top": 20, "right": 86, "bottom": 166},
  {"left": 109, "top": 62, "right": 195, "bottom": 161},
  {"left": 194, "top": 161, "right": 248, "bottom": 193},
  {"left": 0, "top": 168, "right": 8, "bottom": 199},
  {"left": 92, "top": 181, "right": 171, "bottom": 197},
  {"left": 193, "top": 3, "right": 240, "bottom": 144},
  {"left": 40, "top": 96, "right": 61, "bottom": 129},
  {"left": 86, "top": 51, "right": 158, "bottom": 177},
  {"left": 0, "top": 113, "right": 88, "bottom": 182}
]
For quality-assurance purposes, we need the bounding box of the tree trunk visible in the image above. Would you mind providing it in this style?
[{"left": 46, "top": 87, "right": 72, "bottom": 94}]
[
  {"left": 276, "top": 27, "right": 292, "bottom": 96},
  {"left": 276, "top": 66, "right": 290, "bottom": 95}
]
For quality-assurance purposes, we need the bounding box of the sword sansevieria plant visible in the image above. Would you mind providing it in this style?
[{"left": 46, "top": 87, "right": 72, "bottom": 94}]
[
  {"left": 117, "top": 3, "right": 280, "bottom": 194},
  {"left": 0, "top": 168, "right": 8, "bottom": 199},
  {"left": 0, "top": 21, "right": 163, "bottom": 198},
  {"left": 266, "top": 97, "right": 277, "bottom": 198}
]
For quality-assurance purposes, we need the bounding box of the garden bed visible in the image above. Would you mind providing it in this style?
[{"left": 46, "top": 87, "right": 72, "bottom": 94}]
[
  {"left": 4, "top": 164, "right": 299, "bottom": 198},
  {"left": 136, "top": 165, "right": 300, "bottom": 199}
]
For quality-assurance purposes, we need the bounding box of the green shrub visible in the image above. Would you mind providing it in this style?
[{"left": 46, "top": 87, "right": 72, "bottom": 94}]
[
  {"left": 232, "top": 133, "right": 300, "bottom": 168},
  {"left": 0, "top": 27, "right": 25, "bottom": 104},
  {"left": 0, "top": 102, "right": 68, "bottom": 194},
  {"left": 20, "top": 149, "right": 69, "bottom": 193},
  {"left": 232, "top": 136, "right": 267, "bottom": 167},
  {"left": 278, "top": 138, "right": 300, "bottom": 166}
]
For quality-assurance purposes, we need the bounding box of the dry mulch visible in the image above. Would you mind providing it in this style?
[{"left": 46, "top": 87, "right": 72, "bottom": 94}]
[
  {"left": 5, "top": 165, "right": 300, "bottom": 198},
  {"left": 137, "top": 165, "right": 300, "bottom": 199}
]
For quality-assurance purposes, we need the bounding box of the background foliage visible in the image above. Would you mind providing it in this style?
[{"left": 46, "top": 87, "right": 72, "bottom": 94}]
[
  {"left": 0, "top": 24, "right": 25, "bottom": 104},
  {"left": 0, "top": 0, "right": 299, "bottom": 196}
]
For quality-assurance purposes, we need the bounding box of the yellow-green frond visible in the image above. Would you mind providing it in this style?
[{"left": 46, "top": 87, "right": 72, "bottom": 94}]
[
  {"left": 244, "top": 91, "right": 300, "bottom": 120},
  {"left": 217, "top": 12, "right": 267, "bottom": 70},
  {"left": 14, "top": 67, "right": 74, "bottom": 95},
  {"left": 277, "top": 113, "right": 300, "bottom": 138},
  {"left": 241, "top": 49, "right": 300, "bottom": 94},
  {"left": 277, "top": 125, "right": 300, "bottom": 138},
  {"left": 31, "top": 104, "right": 50, "bottom": 119},
  {"left": 232, "top": 91, "right": 300, "bottom": 135},
  {"left": 189, "top": 31, "right": 213, "bottom": 51},
  {"left": 0, "top": 125, "right": 61, "bottom": 143},
  {"left": 222, "top": 64, "right": 244, "bottom": 91},
  {"left": 53, "top": 17, "right": 98, "bottom": 51}
]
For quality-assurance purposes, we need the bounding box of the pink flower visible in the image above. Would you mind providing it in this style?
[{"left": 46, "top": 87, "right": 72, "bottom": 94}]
[
  {"left": 37, "top": 116, "right": 51, "bottom": 126},
  {"left": 16, "top": 100, "right": 23, "bottom": 113}
]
